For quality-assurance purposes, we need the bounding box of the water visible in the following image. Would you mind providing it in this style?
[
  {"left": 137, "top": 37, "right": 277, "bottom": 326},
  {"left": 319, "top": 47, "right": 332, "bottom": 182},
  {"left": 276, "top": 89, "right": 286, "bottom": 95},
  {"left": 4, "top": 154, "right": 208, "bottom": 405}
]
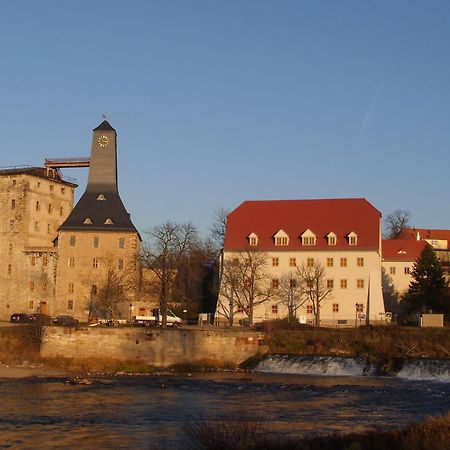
[{"left": 1, "top": 370, "right": 450, "bottom": 449}]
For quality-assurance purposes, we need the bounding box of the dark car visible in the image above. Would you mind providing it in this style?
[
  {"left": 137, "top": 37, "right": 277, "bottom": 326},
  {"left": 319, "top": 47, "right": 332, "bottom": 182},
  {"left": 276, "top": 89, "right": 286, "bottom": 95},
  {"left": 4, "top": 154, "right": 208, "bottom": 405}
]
[
  {"left": 10, "top": 313, "right": 31, "bottom": 323},
  {"left": 53, "top": 315, "right": 79, "bottom": 327},
  {"left": 29, "top": 313, "right": 52, "bottom": 325}
]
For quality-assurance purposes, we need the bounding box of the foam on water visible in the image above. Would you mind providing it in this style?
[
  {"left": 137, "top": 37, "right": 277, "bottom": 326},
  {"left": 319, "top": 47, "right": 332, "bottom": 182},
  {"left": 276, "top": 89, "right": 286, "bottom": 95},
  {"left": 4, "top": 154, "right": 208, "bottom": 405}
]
[{"left": 396, "top": 359, "right": 450, "bottom": 382}]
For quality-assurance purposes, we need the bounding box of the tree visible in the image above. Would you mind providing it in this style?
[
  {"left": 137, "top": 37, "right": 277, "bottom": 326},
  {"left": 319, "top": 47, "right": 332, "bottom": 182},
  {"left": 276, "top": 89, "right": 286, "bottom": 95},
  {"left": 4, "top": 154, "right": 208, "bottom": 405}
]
[
  {"left": 296, "top": 260, "right": 332, "bottom": 327},
  {"left": 403, "top": 246, "right": 448, "bottom": 314},
  {"left": 141, "top": 221, "right": 198, "bottom": 327},
  {"left": 384, "top": 209, "right": 411, "bottom": 239},
  {"left": 217, "top": 249, "right": 275, "bottom": 325},
  {"left": 276, "top": 273, "right": 305, "bottom": 322},
  {"left": 210, "top": 207, "right": 229, "bottom": 251}
]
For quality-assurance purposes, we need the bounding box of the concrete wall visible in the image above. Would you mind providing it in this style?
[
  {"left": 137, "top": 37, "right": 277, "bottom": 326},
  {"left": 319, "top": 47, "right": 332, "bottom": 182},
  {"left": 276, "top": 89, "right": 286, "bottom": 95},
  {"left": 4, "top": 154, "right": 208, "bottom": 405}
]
[{"left": 41, "top": 327, "right": 260, "bottom": 367}]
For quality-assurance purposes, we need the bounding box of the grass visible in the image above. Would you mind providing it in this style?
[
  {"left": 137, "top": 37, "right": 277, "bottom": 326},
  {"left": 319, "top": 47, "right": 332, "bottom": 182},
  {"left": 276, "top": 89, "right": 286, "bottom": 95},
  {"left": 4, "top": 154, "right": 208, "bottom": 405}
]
[{"left": 184, "top": 412, "right": 450, "bottom": 450}]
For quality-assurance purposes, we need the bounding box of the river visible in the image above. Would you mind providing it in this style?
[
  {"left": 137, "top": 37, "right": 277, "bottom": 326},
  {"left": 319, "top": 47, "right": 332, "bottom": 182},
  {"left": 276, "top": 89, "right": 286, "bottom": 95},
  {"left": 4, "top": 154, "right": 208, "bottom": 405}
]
[{"left": 1, "top": 367, "right": 450, "bottom": 449}]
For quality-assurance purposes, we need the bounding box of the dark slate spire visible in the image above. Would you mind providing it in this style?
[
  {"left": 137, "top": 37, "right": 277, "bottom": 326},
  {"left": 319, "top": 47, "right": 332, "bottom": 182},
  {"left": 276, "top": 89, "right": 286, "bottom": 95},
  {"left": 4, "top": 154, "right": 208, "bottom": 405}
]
[{"left": 59, "top": 121, "right": 138, "bottom": 233}]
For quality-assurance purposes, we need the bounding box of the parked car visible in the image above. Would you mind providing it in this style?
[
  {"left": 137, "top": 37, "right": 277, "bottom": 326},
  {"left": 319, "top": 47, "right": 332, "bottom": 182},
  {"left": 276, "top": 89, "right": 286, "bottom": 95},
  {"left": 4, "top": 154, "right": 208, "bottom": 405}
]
[
  {"left": 53, "top": 315, "right": 79, "bottom": 327},
  {"left": 29, "top": 313, "right": 52, "bottom": 325},
  {"left": 133, "top": 309, "right": 182, "bottom": 327},
  {"left": 10, "top": 313, "right": 31, "bottom": 323}
]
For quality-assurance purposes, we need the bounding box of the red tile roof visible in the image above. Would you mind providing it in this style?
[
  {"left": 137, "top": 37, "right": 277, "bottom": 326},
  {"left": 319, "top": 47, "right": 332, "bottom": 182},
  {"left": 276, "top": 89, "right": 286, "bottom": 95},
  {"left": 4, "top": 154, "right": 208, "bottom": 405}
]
[
  {"left": 224, "top": 198, "right": 381, "bottom": 251},
  {"left": 398, "top": 228, "right": 450, "bottom": 247},
  {"left": 382, "top": 239, "right": 428, "bottom": 262}
]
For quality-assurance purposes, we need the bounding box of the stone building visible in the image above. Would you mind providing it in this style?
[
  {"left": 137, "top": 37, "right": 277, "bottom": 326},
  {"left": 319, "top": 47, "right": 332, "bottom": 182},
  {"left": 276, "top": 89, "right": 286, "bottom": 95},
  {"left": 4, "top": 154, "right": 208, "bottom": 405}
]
[
  {"left": 0, "top": 167, "right": 76, "bottom": 318},
  {"left": 216, "top": 198, "right": 386, "bottom": 327},
  {"left": 0, "top": 121, "right": 142, "bottom": 321}
]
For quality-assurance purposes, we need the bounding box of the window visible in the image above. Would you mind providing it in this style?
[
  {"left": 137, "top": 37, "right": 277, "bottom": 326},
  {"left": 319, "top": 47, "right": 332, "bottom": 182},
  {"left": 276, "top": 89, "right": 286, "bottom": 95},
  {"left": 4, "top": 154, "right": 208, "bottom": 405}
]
[
  {"left": 289, "top": 279, "right": 297, "bottom": 288},
  {"left": 119, "top": 238, "right": 125, "bottom": 249},
  {"left": 390, "top": 267, "right": 396, "bottom": 275},
  {"left": 327, "top": 279, "right": 334, "bottom": 289},
  {"left": 36, "top": 201, "right": 40, "bottom": 211},
  {"left": 34, "top": 221, "right": 39, "bottom": 231},
  {"left": 237, "top": 306, "right": 244, "bottom": 313},
  {"left": 131, "top": 236, "right": 137, "bottom": 249},
  {"left": 9, "top": 219, "right": 14, "bottom": 231},
  {"left": 69, "top": 257, "right": 75, "bottom": 268},
  {"left": 274, "top": 230, "right": 289, "bottom": 246},
  {"left": 340, "top": 258, "right": 347, "bottom": 267},
  {"left": 327, "top": 232, "right": 337, "bottom": 246},
  {"left": 42, "top": 282, "right": 47, "bottom": 292},
  {"left": 31, "top": 256, "right": 36, "bottom": 266},
  {"left": 68, "top": 300, "right": 74, "bottom": 311},
  {"left": 42, "top": 256, "right": 48, "bottom": 267},
  {"left": 93, "top": 236, "right": 99, "bottom": 248},
  {"left": 301, "top": 229, "right": 317, "bottom": 246},
  {"left": 327, "top": 258, "right": 334, "bottom": 267},
  {"left": 356, "top": 303, "right": 364, "bottom": 313},
  {"left": 8, "top": 244, "right": 12, "bottom": 254},
  {"left": 7, "top": 265, "right": 12, "bottom": 275},
  {"left": 272, "top": 257, "right": 279, "bottom": 267},
  {"left": 29, "top": 281, "right": 35, "bottom": 292},
  {"left": 248, "top": 233, "right": 258, "bottom": 246},
  {"left": 60, "top": 206, "right": 63, "bottom": 216},
  {"left": 289, "top": 258, "right": 296, "bottom": 267},
  {"left": 93, "top": 258, "right": 100, "bottom": 268},
  {"left": 29, "top": 300, "right": 34, "bottom": 310},
  {"left": 307, "top": 258, "right": 314, "bottom": 267},
  {"left": 12, "top": 179, "right": 16, "bottom": 186},
  {"left": 272, "top": 279, "right": 279, "bottom": 289},
  {"left": 332, "top": 303, "right": 339, "bottom": 313},
  {"left": 306, "top": 304, "right": 313, "bottom": 314},
  {"left": 357, "top": 279, "right": 364, "bottom": 289},
  {"left": 69, "top": 236, "right": 76, "bottom": 247},
  {"left": 49, "top": 184, "right": 54, "bottom": 191},
  {"left": 61, "top": 187, "right": 65, "bottom": 194},
  {"left": 404, "top": 267, "right": 410, "bottom": 274},
  {"left": 84, "top": 218, "right": 92, "bottom": 224},
  {"left": 118, "top": 259, "right": 124, "bottom": 269},
  {"left": 357, "top": 258, "right": 364, "bottom": 267},
  {"left": 11, "top": 199, "right": 15, "bottom": 209},
  {"left": 48, "top": 204, "right": 52, "bottom": 214},
  {"left": 37, "top": 181, "right": 41, "bottom": 188},
  {"left": 348, "top": 232, "right": 358, "bottom": 246},
  {"left": 97, "top": 194, "right": 106, "bottom": 201},
  {"left": 68, "top": 283, "right": 74, "bottom": 294},
  {"left": 91, "top": 285, "right": 97, "bottom": 295},
  {"left": 104, "top": 218, "right": 113, "bottom": 225},
  {"left": 272, "top": 304, "right": 278, "bottom": 314},
  {"left": 47, "top": 224, "right": 51, "bottom": 234},
  {"left": 340, "top": 279, "right": 347, "bottom": 288}
]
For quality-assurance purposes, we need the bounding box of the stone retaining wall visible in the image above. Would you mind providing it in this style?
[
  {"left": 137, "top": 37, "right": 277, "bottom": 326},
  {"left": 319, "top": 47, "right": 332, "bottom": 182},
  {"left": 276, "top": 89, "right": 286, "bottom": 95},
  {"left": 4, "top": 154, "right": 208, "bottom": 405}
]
[{"left": 41, "top": 326, "right": 260, "bottom": 367}]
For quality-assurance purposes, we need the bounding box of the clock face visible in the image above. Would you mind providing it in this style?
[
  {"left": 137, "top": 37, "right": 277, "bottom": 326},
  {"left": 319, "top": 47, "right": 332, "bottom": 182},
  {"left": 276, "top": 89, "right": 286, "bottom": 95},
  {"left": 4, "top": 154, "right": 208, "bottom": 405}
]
[{"left": 97, "top": 135, "right": 110, "bottom": 148}]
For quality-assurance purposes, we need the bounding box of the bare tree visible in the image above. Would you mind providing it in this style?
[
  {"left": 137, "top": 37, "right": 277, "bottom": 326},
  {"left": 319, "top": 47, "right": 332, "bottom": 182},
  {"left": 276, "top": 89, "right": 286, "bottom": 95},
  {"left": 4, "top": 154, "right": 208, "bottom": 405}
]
[
  {"left": 218, "top": 249, "right": 274, "bottom": 325},
  {"left": 384, "top": 209, "right": 411, "bottom": 239},
  {"left": 210, "top": 207, "right": 229, "bottom": 251},
  {"left": 296, "top": 260, "right": 332, "bottom": 327},
  {"left": 276, "top": 272, "right": 306, "bottom": 322},
  {"left": 141, "top": 221, "right": 198, "bottom": 327}
]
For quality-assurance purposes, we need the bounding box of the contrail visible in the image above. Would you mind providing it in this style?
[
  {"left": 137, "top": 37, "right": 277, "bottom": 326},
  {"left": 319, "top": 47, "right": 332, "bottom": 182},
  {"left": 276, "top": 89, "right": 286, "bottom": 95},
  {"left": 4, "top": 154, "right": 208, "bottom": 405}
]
[{"left": 359, "top": 78, "right": 386, "bottom": 137}]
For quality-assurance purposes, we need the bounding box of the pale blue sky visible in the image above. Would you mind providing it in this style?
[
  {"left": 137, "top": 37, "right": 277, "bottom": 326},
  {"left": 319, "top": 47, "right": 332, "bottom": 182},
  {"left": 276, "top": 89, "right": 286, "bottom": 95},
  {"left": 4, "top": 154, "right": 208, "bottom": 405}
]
[{"left": 1, "top": 1, "right": 449, "bottom": 237}]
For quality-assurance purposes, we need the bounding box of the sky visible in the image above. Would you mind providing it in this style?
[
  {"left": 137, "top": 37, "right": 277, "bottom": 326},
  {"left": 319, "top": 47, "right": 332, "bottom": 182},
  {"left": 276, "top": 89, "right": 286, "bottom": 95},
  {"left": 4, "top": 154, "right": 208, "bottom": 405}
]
[{"left": 1, "top": 1, "right": 449, "bottom": 238}]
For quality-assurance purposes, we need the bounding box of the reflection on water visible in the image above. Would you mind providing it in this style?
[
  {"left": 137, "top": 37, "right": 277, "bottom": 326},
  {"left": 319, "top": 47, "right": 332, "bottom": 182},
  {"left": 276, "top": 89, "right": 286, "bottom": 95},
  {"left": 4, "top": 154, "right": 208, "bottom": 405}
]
[{"left": 0, "top": 372, "right": 449, "bottom": 449}]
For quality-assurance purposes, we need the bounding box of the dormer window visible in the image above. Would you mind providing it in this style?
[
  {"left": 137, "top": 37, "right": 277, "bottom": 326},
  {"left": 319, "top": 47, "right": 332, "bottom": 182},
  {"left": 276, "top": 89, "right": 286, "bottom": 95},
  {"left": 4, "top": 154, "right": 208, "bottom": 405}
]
[
  {"left": 348, "top": 232, "right": 358, "bottom": 246},
  {"left": 274, "top": 230, "right": 289, "bottom": 246},
  {"left": 97, "top": 194, "right": 106, "bottom": 201},
  {"left": 83, "top": 218, "right": 92, "bottom": 224},
  {"left": 327, "top": 232, "right": 337, "bottom": 246},
  {"left": 301, "top": 229, "right": 316, "bottom": 246},
  {"left": 248, "top": 232, "right": 258, "bottom": 246},
  {"left": 104, "top": 218, "right": 114, "bottom": 225}
]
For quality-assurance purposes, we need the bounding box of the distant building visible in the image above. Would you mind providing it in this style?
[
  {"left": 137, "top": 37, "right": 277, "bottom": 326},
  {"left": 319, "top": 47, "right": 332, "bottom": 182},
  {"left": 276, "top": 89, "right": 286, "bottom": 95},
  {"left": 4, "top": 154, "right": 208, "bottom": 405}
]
[
  {"left": 216, "top": 198, "right": 386, "bottom": 327},
  {"left": 397, "top": 228, "right": 450, "bottom": 278},
  {"left": 0, "top": 167, "right": 76, "bottom": 318},
  {"left": 0, "top": 121, "right": 145, "bottom": 321},
  {"left": 381, "top": 239, "right": 428, "bottom": 296}
]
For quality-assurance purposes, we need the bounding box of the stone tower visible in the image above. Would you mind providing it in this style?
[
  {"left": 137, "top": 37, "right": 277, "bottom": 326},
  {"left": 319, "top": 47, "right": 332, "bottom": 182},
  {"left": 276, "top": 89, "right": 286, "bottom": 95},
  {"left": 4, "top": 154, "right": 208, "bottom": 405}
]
[{"left": 55, "top": 121, "right": 141, "bottom": 321}]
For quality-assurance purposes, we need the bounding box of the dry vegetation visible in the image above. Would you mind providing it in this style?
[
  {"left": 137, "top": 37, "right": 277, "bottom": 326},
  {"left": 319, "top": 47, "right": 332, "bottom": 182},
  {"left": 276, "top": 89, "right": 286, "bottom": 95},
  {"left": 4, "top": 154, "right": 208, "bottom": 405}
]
[{"left": 184, "top": 412, "right": 450, "bottom": 450}]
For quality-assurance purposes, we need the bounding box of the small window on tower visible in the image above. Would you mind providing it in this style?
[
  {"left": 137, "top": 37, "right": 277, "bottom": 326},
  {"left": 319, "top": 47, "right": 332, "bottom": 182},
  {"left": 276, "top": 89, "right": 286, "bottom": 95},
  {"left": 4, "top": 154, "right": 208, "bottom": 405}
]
[
  {"left": 97, "top": 194, "right": 106, "bottom": 201},
  {"left": 84, "top": 218, "right": 92, "bottom": 224},
  {"left": 104, "top": 218, "right": 113, "bottom": 225}
]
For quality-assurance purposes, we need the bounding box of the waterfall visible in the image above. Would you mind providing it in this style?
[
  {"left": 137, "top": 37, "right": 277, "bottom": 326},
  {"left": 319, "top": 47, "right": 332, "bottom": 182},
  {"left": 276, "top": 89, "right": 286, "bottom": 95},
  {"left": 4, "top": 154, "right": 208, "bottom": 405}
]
[
  {"left": 255, "top": 355, "right": 374, "bottom": 377},
  {"left": 396, "top": 359, "right": 450, "bottom": 382}
]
